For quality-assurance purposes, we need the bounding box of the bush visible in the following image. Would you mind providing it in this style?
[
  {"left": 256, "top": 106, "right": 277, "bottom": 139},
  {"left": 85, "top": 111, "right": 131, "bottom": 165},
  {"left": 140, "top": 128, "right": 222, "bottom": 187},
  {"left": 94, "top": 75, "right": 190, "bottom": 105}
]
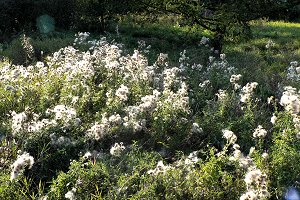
[{"left": 0, "top": 32, "right": 299, "bottom": 199}]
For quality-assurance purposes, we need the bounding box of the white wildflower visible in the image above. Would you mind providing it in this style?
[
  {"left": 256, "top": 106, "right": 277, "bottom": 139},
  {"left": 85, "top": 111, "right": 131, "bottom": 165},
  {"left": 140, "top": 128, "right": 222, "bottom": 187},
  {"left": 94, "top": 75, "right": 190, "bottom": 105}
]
[
  {"left": 270, "top": 114, "right": 277, "bottom": 124},
  {"left": 11, "top": 111, "right": 27, "bottom": 136},
  {"left": 139, "top": 92, "right": 159, "bottom": 112},
  {"left": 230, "top": 74, "right": 242, "bottom": 83},
  {"left": 220, "top": 53, "right": 226, "bottom": 60},
  {"left": 83, "top": 150, "right": 104, "bottom": 160},
  {"left": 199, "top": 80, "right": 210, "bottom": 88},
  {"left": 267, "top": 96, "right": 274, "bottom": 104},
  {"left": 74, "top": 32, "right": 90, "bottom": 45},
  {"left": 110, "top": 142, "right": 125, "bottom": 156},
  {"left": 51, "top": 105, "right": 77, "bottom": 124},
  {"left": 249, "top": 147, "right": 255, "bottom": 156},
  {"left": 230, "top": 74, "right": 242, "bottom": 90},
  {"left": 240, "top": 82, "right": 258, "bottom": 103},
  {"left": 240, "top": 190, "right": 258, "bottom": 200},
  {"left": 50, "top": 133, "right": 73, "bottom": 147},
  {"left": 86, "top": 121, "right": 109, "bottom": 141},
  {"left": 216, "top": 89, "right": 228, "bottom": 102},
  {"left": 244, "top": 169, "right": 263, "bottom": 186},
  {"left": 108, "top": 114, "right": 122, "bottom": 125},
  {"left": 83, "top": 151, "right": 92, "bottom": 159},
  {"left": 222, "top": 129, "right": 237, "bottom": 144},
  {"left": 280, "top": 86, "right": 300, "bottom": 114},
  {"left": 199, "top": 36, "right": 210, "bottom": 45},
  {"left": 155, "top": 53, "right": 168, "bottom": 66},
  {"left": 65, "top": 188, "right": 77, "bottom": 200},
  {"left": 290, "top": 61, "right": 299, "bottom": 67},
  {"left": 253, "top": 125, "right": 267, "bottom": 138},
  {"left": 184, "top": 151, "right": 199, "bottom": 166},
  {"left": 242, "top": 168, "right": 269, "bottom": 199},
  {"left": 163, "top": 67, "right": 180, "bottom": 89},
  {"left": 36, "top": 61, "right": 44, "bottom": 68},
  {"left": 147, "top": 160, "right": 173, "bottom": 175},
  {"left": 287, "top": 61, "right": 300, "bottom": 81},
  {"left": 262, "top": 152, "right": 268, "bottom": 159},
  {"left": 265, "top": 39, "right": 275, "bottom": 49},
  {"left": 233, "top": 144, "right": 240, "bottom": 150},
  {"left": 191, "top": 63, "right": 203, "bottom": 71},
  {"left": 191, "top": 123, "right": 203, "bottom": 134},
  {"left": 116, "top": 84, "right": 129, "bottom": 101},
  {"left": 10, "top": 152, "right": 34, "bottom": 181},
  {"left": 232, "top": 149, "right": 242, "bottom": 160},
  {"left": 209, "top": 56, "right": 215, "bottom": 63}
]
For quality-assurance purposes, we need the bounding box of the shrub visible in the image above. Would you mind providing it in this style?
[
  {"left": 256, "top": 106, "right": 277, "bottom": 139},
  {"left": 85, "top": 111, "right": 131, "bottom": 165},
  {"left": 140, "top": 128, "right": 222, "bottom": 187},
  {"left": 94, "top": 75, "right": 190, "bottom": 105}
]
[{"left": 0, "top": 32, "right": 299, "bottom": 199}]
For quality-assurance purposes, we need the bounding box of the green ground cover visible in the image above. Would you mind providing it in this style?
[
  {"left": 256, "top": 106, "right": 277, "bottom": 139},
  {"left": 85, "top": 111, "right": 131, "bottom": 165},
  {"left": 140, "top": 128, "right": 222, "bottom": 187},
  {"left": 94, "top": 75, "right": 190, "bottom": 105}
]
[{"left": 0, "top": 19, "right": 299, "bottom": 199}]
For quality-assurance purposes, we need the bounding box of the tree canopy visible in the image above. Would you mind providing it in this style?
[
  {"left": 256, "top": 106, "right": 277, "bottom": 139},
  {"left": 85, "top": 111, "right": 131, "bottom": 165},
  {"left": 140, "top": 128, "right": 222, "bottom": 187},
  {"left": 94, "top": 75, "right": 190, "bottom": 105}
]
[
  {"left": 140, "top": 0, "right": 300, "bottom": 33},
  {"left": 138, "top": 0, "right": 300, "bottom": 51},
  {"left": 0, "top": 0, "right": 299, "bottom": 45}
]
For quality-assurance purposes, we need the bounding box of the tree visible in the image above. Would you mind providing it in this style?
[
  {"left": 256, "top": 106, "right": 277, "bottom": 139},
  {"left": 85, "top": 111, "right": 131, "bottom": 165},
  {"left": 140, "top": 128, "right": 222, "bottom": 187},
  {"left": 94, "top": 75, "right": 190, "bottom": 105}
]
[
  {"left": 138, "top": 0, "right": 300, "bottom": 53},
  {"left": 74, "top": 0, "right": 140, "bottom": 32}
]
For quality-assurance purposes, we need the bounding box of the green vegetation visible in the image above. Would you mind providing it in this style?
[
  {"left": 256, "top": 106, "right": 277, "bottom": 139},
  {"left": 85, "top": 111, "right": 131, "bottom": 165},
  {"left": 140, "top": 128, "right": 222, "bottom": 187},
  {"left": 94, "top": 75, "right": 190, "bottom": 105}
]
[{"left": 0, "top": 15, "right": 300, "bottom": 199}]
